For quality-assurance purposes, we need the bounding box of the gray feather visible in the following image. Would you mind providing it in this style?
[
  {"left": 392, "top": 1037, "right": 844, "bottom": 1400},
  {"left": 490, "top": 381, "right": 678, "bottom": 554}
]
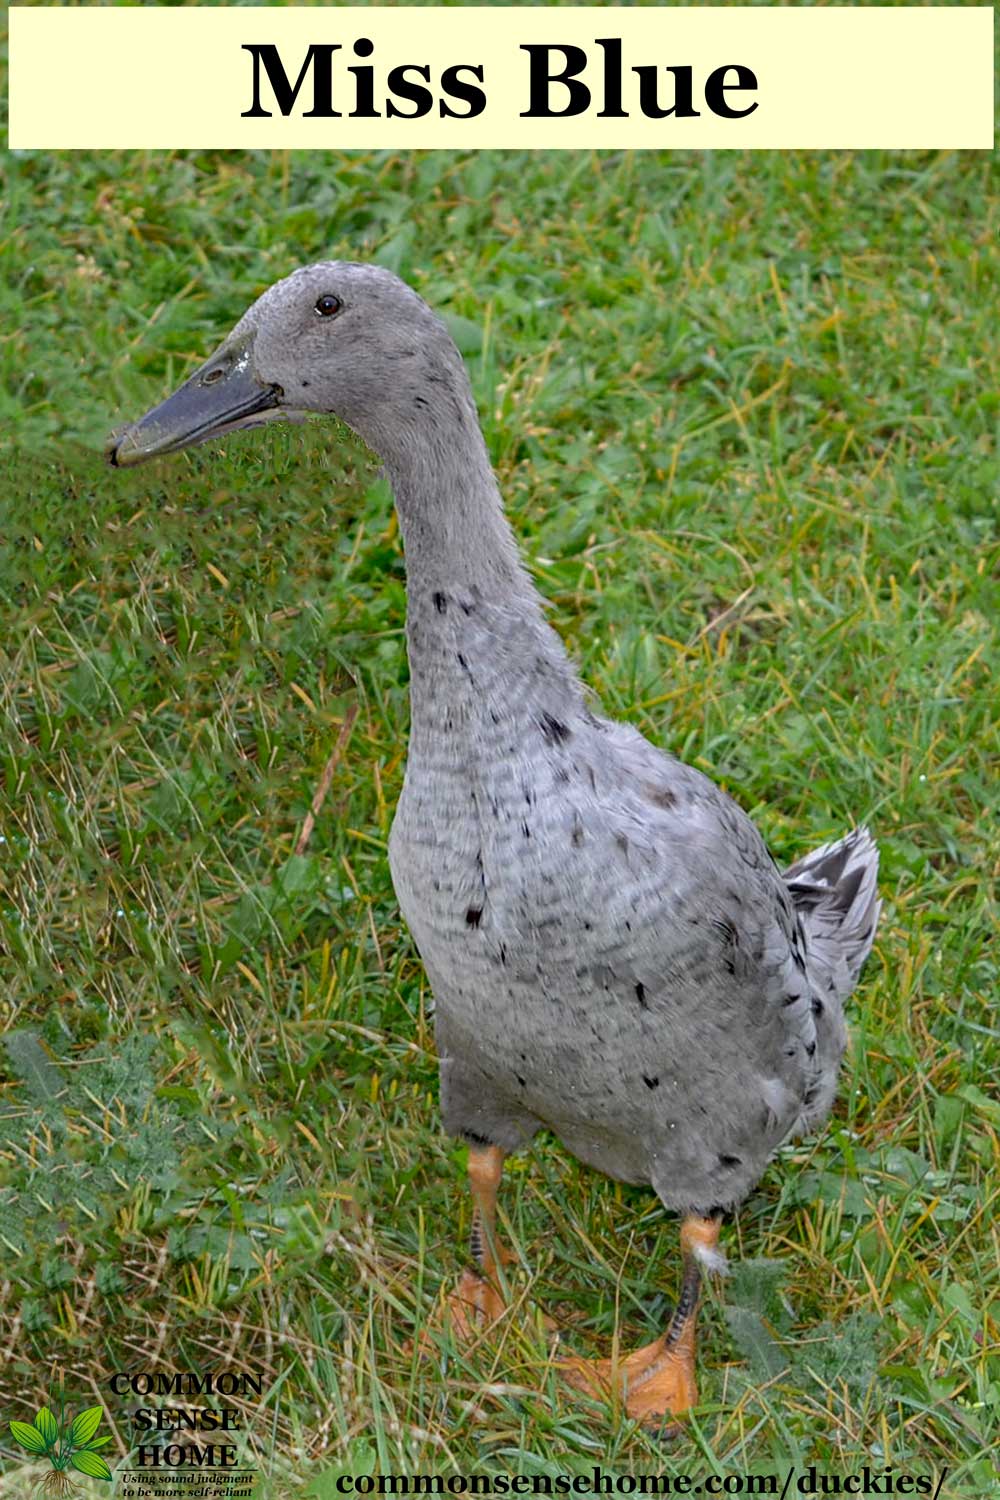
[{"left": 784, "top": 827, "right": 882, "bottom": 1001}]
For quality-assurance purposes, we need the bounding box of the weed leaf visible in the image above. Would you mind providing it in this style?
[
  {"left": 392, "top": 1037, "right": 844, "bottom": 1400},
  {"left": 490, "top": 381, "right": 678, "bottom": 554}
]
[
  {"left": 9, "top": 1420, "right": 48, "bottom": 1453},
  {"left": 34, "top": 1408, "right": 59, "bottom": 1444},
  {"left": 69, "top": 1405, "right": 104, "bottom": 1446},
  {"left": 81, "top": 1435, "right": 112, "bottom": 1449},
  {"left": 2, "top": 1031, "right": 64, "bottom": 1102},
  {"left": 71, "top": 1449, "right": 113, "bottom": 1479},
  {"left": 305, "top": 1440, "right": 376, "bottom": 1495}
]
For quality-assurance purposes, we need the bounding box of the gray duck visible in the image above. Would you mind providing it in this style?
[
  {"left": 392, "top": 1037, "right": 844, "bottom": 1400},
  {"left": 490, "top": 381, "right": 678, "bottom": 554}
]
[{"left": 108, "top": 263, "right": 880, "bottom": 1425}]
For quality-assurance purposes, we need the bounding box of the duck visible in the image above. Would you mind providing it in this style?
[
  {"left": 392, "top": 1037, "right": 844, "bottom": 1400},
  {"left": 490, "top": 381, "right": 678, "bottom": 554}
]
[{"left": 107, "top": 262, "right": 881, "bottom": 1427}]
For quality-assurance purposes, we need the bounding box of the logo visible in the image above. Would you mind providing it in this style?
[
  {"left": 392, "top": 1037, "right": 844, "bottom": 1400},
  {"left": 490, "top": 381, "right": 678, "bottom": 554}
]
[{"left": 9, "top": 1403, "right": 112, "bottom": 1494}]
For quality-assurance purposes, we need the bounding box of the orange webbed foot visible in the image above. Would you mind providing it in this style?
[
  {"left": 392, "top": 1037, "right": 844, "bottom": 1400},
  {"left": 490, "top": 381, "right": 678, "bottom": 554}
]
[
  {"left": 558, "top": 1214, "right": 721, "bottom": 1431},
  {"left": 443, "top": 1266, "right": 509, "bottom": 1340},
  {"left": 559, "top": 1331, "right": 697, "bottom": 1430}
]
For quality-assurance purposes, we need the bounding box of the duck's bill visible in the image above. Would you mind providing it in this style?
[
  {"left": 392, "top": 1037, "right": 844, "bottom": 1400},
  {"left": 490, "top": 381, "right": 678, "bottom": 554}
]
[{"left": 106, "top": 349, "right": 287, "bottom": 468}]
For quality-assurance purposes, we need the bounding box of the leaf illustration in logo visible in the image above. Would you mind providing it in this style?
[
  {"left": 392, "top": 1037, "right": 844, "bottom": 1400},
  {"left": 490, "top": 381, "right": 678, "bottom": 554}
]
[
  {"left": 69, "top": 1405, "right": 105, "bottom": 1446},
  {"left": 9, "top": 1420, "right": 48, "bottom": 1453},
  {"left": 80, "top": 1435, "right": 112, "bottom": 1449},
  {"left": 34, "top": 1409, "right": 59, "bottom": 1444},
  {"left": 71, "top": 1449, "right": 113, "bottom": 1480}
]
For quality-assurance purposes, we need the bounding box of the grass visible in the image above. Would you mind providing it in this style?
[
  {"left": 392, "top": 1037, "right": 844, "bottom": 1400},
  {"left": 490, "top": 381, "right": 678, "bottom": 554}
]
[{"left": 1, "top": 148, "right": 997, "bottom": 1496}]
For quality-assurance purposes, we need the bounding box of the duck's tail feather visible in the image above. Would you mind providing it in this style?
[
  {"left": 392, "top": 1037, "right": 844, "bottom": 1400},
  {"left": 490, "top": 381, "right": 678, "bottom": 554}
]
[{"left": 784, "top": 826, "right": 881, "bottom": 1001}]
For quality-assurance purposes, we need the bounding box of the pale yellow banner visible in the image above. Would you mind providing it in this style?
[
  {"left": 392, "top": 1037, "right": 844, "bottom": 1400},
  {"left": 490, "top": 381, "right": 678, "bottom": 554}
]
[{"left": 8, "top": 6, "right": 994, "bottom": 151}]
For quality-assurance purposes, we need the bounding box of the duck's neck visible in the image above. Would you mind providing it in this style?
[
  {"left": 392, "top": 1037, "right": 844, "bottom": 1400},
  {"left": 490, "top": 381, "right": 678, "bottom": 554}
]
[
  {"left": 384, "top": 419, "right": 527, "bottom": 600},
  {"left": 379, "top": 410, "right": 585, "bottom": 746}
]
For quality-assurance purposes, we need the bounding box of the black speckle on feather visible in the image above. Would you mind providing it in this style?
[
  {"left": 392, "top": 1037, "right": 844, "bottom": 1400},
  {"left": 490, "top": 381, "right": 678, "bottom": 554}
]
[
  {"left": 642, "top": 1074, "right": 660, "bottom": 1090},
  {"left": 635, "top": 982, "right": 648, "bottom": 1009},
  {"left": 787, "top": 881, "right": 822, "bottom": 912},
  {"left": 465, "top": 907, "right": 482, "bottom": 928},
  {"left": 712, "top": 917, "right": 739, "bottom": 947},
  {"left": 432, "top": 591, "right": 447, "bottom": 614},
  {"left": 539, "top": 711, "right": 571, "bottom": 744}
]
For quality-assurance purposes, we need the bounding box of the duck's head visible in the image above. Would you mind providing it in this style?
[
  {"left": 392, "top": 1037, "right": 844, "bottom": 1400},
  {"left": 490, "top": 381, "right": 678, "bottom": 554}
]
[{"left": 106, "top": 261, "right": 470, "bottom": 469}]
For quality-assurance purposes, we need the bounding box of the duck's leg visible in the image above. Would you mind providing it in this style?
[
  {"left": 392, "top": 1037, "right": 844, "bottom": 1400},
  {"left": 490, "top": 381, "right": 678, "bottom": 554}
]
[
  {"left": 560, "top": 1214, "right": 722, "bottom": 1427},
  {"left": 444, "top": 1143, "right": 513, "bottom": 1334}
]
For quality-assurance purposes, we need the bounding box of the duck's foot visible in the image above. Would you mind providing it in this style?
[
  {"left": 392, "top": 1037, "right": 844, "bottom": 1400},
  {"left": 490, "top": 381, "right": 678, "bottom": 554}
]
[
  {"left": 411, "top": 1269, "right": 507, "bottom": 1356},
  {"left": 559, "top": 1333, "right": 697, "bottom": 1431},
  {"left": 413, "top": 1144, "right": 525, "bottom": 1355},
  {"left": 441, "top": 1266, "right": 508, "bottom": 1340},
  {"left": 558, "top": 1213, "right": 719, "bottom": 1431},
  {"left": 423, "top": 1143, "right": 516, "bottom": 1344}
]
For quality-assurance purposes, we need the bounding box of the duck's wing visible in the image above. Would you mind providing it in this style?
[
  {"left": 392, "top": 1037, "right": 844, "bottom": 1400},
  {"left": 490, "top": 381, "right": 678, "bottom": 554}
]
[
  {"left": 587, "top": 717, "right": 867, "bottom": 1147},
  {"left": 783, "top": 826, "right": 881, "bottom": 1001}
]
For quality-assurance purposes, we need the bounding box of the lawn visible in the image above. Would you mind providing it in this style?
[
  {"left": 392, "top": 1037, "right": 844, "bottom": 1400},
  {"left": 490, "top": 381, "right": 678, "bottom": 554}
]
[{"left": 1, "top": 149, "right": 997, "bottom": 1496}]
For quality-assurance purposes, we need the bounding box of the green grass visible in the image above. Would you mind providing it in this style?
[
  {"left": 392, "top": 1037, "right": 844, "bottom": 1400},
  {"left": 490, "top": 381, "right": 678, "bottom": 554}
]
[{"left": 1, "top": 149, "right": 997, "bottom": 1496}]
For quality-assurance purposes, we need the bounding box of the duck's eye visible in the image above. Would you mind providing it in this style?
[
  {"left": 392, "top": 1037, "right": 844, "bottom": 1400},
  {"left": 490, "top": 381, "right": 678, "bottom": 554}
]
[
  {"left": 315, "top": 294, "right": 342, "bottom": 318},
  {"left": 202, "top": 367, "right": 226, "bottom": 385}
]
